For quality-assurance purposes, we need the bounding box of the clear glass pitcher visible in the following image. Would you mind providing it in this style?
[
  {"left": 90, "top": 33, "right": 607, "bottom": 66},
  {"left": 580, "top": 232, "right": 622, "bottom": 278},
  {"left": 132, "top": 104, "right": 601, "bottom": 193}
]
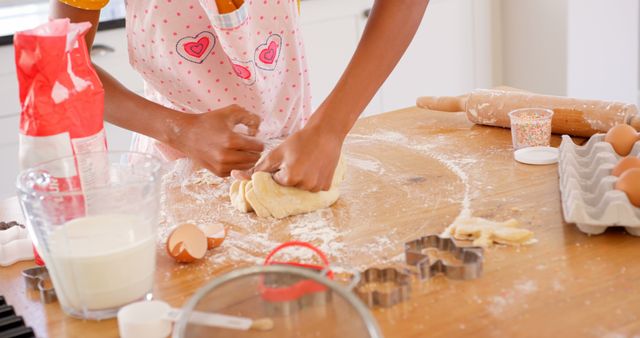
[{"left": 17, "top": 151, "right": 162, "bottom": 320}]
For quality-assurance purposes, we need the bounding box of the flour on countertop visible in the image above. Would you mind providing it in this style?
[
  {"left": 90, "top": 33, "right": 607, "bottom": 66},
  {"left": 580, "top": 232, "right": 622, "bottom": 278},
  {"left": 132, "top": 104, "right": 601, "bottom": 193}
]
[
  {"left": 160, "top": 128, "right": 485, "bottom": 269},
  {"left": 487, "top": 279, "right": 538, "bottom": 316},
  {"left": 348, "top": 130, "right": 473, "bottom": 220},
  {"left": 345, "top": 154, "right": 385, "bottom": 174}
]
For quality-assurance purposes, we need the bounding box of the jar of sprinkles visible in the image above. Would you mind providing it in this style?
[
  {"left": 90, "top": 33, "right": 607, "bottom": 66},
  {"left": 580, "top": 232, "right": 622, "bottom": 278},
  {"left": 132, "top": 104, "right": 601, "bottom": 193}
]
[{"left": 509, "top": 108, "right": 554, "bottom": 150}]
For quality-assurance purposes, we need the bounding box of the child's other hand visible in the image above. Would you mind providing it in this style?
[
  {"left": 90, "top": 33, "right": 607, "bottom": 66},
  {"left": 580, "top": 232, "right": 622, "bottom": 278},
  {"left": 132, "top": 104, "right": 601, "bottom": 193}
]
[
  {"left": 239, "top": 124, "right": 343, "bottom": 192},
  {"left": 169, "top": 104, "right": 264, "bottom": 177}
]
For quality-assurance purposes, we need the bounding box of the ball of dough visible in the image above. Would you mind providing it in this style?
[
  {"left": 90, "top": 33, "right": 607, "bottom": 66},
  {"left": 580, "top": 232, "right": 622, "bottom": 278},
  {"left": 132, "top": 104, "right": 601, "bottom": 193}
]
[{"left": 229, "top": 158, "right": 346, "bottom": 219}]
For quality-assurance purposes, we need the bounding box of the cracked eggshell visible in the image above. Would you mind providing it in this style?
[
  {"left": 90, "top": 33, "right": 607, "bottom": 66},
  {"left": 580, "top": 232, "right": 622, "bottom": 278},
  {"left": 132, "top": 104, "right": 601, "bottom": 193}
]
[
  {"left": 199, "top": 223, "right": 227, "bottom": 250},
  {"left": 166, "top": 223, "right": 208, "bottom": 263}
]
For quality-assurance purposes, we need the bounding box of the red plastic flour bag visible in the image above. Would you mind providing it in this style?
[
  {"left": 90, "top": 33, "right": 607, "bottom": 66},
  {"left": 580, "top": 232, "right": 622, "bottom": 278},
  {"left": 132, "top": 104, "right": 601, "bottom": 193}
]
[
  {"left": 15, "top": 18, "right": 107, "bottom": 177},
  {"left": 14, "top": 19, "right": 108, "bottom": 265}
]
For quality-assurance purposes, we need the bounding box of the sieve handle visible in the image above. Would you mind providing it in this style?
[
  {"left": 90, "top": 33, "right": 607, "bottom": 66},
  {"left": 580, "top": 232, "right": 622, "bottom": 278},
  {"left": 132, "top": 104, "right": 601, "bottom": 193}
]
[{"left": 166, "top": 307, "right": 252, "bottom": 330}]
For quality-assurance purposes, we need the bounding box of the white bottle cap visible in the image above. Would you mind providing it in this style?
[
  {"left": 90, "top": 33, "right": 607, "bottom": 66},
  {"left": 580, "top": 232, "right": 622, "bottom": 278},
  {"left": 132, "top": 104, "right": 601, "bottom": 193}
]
[
  {"left": 118, "top": 301, "right": 172, "bottom": 338},
  {"left": 514, "top": 146, "right": 559, "bottom": 165}
]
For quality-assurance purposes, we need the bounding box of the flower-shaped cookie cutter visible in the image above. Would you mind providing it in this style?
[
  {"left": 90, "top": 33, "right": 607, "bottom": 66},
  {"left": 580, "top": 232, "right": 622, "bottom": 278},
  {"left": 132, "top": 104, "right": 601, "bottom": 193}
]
[
  {"left": 404, "top": 235, "right": 483, "bottom": 281},
  {"left": 22, "top": 266, "right": 57, "bottom": 304},
  {"left": 354, "top": 267, "right": 411, "bottom": 308}
]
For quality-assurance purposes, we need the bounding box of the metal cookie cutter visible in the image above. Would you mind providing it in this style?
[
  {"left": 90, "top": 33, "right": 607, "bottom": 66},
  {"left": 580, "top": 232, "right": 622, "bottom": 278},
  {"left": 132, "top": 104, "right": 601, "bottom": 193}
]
[
  {"left": 22, "top": 266, "right": 57, "bottom": 304},
  {"left": 405, "top": 235, "right": 483, "bottom": 281},
  {"left": 355, "top": 267, "right": 411, "bottom": 308}
]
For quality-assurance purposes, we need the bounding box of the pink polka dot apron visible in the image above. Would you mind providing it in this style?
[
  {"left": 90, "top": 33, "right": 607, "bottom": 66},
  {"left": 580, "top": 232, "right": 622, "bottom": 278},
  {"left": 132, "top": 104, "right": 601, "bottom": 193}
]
[{"left": 125, "top": 0, "right": 312, "bottom": 161}]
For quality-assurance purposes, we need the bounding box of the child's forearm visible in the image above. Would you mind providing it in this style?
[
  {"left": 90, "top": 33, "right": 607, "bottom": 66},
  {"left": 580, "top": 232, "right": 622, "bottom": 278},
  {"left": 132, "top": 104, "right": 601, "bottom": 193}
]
[
  {"left": 96, "top": 64, "right": 263, "bottom": 176},
  {"left": 50, "top": 1, "right": 171, "bottom": 141},
  {"left": 307, "top": 0, "right": 429, "bottom": 137},
  {"left": 94, "top": 64, "right": 181, "bottom": 145}
]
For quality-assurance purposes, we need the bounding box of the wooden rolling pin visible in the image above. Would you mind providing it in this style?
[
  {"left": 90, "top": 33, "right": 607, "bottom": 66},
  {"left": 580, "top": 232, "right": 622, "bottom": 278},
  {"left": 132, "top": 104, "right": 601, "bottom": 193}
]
[{"left": 417, "top": 89, "right": 640, "bottom": 137}]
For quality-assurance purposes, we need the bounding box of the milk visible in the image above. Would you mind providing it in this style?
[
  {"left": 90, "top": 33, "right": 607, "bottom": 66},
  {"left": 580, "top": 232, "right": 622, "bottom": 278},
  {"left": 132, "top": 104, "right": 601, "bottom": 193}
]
[{"left": 44, "top": 214, "right": 156, "bottom": 312}]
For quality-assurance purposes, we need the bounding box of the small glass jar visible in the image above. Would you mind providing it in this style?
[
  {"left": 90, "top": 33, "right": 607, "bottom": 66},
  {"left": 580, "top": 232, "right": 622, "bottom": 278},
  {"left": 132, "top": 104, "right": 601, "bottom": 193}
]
[{"left": 509, "top": 108, "right": 554, "bottom": 150}]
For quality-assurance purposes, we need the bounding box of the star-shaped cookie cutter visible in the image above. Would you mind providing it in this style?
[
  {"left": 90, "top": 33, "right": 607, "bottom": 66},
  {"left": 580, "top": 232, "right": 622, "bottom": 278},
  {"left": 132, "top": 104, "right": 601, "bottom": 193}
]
[
  {"left": 405, "top": 235, "right": 483, "bottom": 281},
  {"left": 354, "top": 267, "right": 411, "bottom": 308}
]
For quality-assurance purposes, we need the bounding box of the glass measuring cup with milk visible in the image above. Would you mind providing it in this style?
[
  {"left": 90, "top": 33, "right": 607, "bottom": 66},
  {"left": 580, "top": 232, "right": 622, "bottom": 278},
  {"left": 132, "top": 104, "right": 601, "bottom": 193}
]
[{"left": 17, "top": 152, "right": 162, "bottom": 320}]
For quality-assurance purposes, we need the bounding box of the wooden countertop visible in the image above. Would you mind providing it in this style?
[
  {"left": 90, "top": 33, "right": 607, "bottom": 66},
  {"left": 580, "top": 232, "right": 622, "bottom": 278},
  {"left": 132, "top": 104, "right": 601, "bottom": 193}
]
[{"left": 1, "top": 108, "right": 639, "bottom": 338}]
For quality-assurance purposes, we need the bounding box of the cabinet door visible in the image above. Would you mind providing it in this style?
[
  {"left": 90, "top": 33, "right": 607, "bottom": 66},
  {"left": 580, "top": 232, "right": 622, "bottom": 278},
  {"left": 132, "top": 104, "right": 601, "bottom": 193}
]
[
  {"left": 0, "top": 71, "right": 20, "bottom": 118},
  {"left": 0, "top": 115, "right": 20, "bottom": 199},
  {"left": 356, "top": 1, "right": 384, "bottom": 117},
  {"left": 300, "top": 0, "right": 365, "bottom": 113},
  {"left": 91, "top": 28, "right": 138, "bottom": 151},
  {"left": 0, "top": 144, "right": 19, "bottom": 199},
  {"left": 105, "top": 122, "right": 133, "bottom": 151},
  {"left": 0, "top": 45, "right": 21, "bottom": 118},
  {"left": 92, "top": 28, "right": 144, "bottom": 95},
  {"left": 379, "top": 0, "right": 476, "bottom": 112},
  {"left": 300, "top": 0, "right": 384, "bottom": 117}
]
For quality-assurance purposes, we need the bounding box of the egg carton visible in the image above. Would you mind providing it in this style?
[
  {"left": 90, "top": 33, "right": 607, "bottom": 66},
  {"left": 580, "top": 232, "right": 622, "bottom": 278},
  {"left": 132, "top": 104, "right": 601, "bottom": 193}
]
[{"left": 559, "top": 134, "right": 640, "bottom": 235}]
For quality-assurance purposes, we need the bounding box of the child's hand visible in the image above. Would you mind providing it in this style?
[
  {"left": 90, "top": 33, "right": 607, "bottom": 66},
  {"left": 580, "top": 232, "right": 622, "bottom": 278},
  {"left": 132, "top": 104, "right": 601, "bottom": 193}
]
[
  {"left": 169, "top": 104, "right": 264, "bottom": 177},
  {"left": 238, "top": 123, "right": 343, "bottom": 192}
]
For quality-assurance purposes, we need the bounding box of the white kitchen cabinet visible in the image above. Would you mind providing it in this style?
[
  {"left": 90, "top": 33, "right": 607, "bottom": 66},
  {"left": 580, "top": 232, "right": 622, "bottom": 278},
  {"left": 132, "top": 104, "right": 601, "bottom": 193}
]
[
  {"left": 301, "top": 0, "right": 488, "bottom": 116},
  {"left": 300, "top": 0, "right": 382, "bottom": 116},
  {"left": 105, "top": 122, "right": 134, "bottom": 151},
  {"left": 301, "top": 15, "right": 360, "bottom": 113},
  {"left": 0, "top": 115, "right": 19, "bottom": 148},
  {"left": 0, "top": 115, "right": 20, "bottom": 199},
  {"left": 91, "top": 28, "right": 141, "bottom": 151},
  {"left": 0, "top": 144, "right": 20, "bottom": 199},
  {"left": 91, "top": 28, "right": 144, "bottom": 95},
  {"left": 378, "top": 0, "right": 478, "bottom": 112},
  {"left": 0, "top": 71, "right": 20, "bottom": 118}
]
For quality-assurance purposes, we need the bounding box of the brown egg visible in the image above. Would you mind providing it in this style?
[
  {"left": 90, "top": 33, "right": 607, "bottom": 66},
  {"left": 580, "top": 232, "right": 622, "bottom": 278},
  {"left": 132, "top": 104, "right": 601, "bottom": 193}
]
[
  {"left": 604, "top": 124, "right": 639, "bottom": 156},
  {"left": 199, "top": 223, "right": 227, "bottom": 250},
  {"left": 612, "top": 156, "right": 640, "bottom": 177},
  {"left": 166, "top": 223, "right": 208, "bottom": 263},
  {"left": 615, "top": 168, "right": 640, "bottom": 207}
]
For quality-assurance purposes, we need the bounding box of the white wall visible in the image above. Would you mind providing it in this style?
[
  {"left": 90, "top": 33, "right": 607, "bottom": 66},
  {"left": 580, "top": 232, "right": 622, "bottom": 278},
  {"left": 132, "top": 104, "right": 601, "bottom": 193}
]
[
  {"left": 499, "top": 0, "right": 640, "bottom": 105},
  {"left": 471, "top": 0, "right": 500, "bottom": 89},
  {"left": 379, "top": 0, "right": 477, "bottom": 111},
  {"left": 500, "top": 0, "right": 568, "bottom": 96},
  {"left": 567, "top": 0, "right": 639, "bottom": 104}
]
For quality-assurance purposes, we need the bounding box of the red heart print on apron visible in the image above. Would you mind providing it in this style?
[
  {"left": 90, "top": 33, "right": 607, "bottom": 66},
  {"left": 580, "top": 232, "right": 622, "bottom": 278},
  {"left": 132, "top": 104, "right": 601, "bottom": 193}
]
[
  {"left": 124, "top": 0, "right": 313, "bottom": 160},
  {"left": 255, "top": 34, "right": 282, "bottom": 71},
  {"left": 176, "top": 31, "right": 216, "bottom": 64},
  {"left": 230, "top": 59, "right": 256, "bottom": 85}
]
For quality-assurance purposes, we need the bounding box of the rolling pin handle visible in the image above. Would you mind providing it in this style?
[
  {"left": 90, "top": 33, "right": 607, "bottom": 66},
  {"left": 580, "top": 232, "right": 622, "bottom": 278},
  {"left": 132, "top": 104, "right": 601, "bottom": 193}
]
[{"left": 416, "top": 95, "right": 467, "bottom": 112}]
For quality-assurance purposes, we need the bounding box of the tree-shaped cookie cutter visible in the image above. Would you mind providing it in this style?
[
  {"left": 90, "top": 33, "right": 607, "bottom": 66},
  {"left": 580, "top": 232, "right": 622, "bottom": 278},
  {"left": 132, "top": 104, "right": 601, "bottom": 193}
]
[
  {"left": 22, "top": 266, "right": 57, "bottom": 303},
  {"left": 404, "top": 235, "right": 483, "bottom": 281},
  {"left": 354, "top": 267, "right": 411, "bottom": 308}
]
